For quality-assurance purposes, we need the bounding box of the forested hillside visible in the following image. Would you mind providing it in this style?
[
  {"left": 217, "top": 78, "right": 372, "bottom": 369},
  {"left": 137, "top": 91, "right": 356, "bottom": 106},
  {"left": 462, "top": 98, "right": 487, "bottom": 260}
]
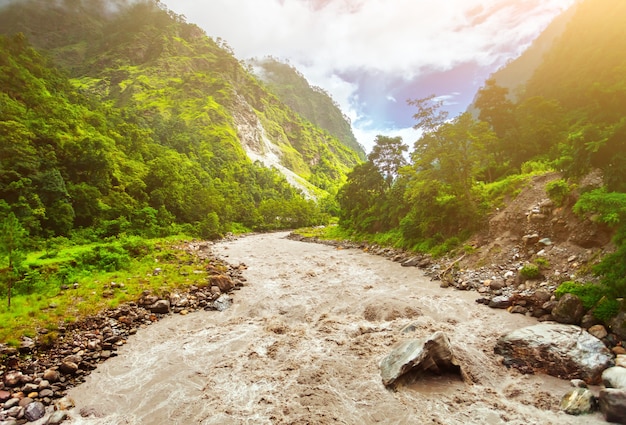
[
  {"left": 0, "top": 0, "right": 361, "bottom": 241},
  {"left": 336, "top": 0, "right": 626, "bottom": 303},
  {"left": 249, "top": 57, "right": 366, "bottom": 159}
]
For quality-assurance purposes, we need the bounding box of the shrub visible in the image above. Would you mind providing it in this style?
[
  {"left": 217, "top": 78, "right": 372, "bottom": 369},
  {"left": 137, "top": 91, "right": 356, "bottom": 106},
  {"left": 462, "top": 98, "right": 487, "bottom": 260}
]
[
  {"left": 545, "top": 179, "right": 570, "bottom": 206},
  {"left": 519, "top": 264, "right": 541, "bottom": 279},
  {"left": 593, "top": 297, "right": 620, "bottom": 323},
  {"left": 555, "top": 281, "right": 605, "bottom": 309}
]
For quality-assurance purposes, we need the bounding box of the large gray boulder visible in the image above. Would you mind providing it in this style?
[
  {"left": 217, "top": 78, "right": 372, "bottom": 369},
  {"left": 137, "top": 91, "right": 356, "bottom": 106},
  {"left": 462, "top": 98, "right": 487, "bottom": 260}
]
[
  {"left": 494, "top": 323, "right": 613, "bottom": 384},
  {"left": 598, "top": 388, "right": 626, "bottom": 424},
  {"left": 379, "top": 331, "right": 462, "bottom": 387}
]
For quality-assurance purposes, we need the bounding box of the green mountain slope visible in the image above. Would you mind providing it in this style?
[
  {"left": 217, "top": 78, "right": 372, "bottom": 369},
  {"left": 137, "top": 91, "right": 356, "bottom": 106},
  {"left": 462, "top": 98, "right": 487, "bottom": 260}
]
[
  {"left": 0, "top": 0, "right": 362, "bottom": 238},
  {"left": 249, "top": 57, "right": 366, "bottom": 160}
]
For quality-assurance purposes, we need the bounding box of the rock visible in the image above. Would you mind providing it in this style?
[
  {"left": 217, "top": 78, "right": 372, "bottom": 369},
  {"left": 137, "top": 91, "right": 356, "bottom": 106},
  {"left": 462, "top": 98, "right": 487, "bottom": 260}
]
[
  {"left": 4, "top": 398, "right": 20, "bottom": 409},
  {"left": 488, "top": 295, "right": 512, "bottom": 309},
  {"left": 570, "top": 379, "right": 588, "bottom": 388},
  {"left": 560, "top": 388, "right": 596, "bottom": 415},
  {"left": 43, "top": 369, "right": 61, "bottom": 382},
  {"left": 210, "top": 275, "right": 235, "bottom": 293},
  {"left": 19, "top": 337, "right": 35, "bottom": 353},
  {"left": 489, "top": 280, "right": 505, "bottom": 291},
  {"left": 538, "top": 238, "right": 552, "bottom": 246},
  {"left": 494, "top": 323, "right": 614, "bottom": 384},
  {"left": 598, "top": 388, "right": 626, "bottom": 424},
  {"left": 59, "top": 361, "right": 79, "bottom": 375},
  {"left": 3, "top": 371, "right": 23, "bottom": 387},
  {"left": 509, "top": 306, "right": 528, "bottom": 315},
  {"left": 580, "top": 312, "right": 600, "bottom": 329},
  {"left": 523, "top": 234, "right": 540, "bottom": 245},
  {"left": 39, "top": 388, "right": 54, "bottom": 398},
  {"left": 603, "top": 367, "right": 626, "bottom": 390},
  {"left": 211, "top": 294, "right": 232, "bottom": 312},
  {"left": 614, "top": 346, "right": 626, "bottom": 356},
  {"left": 19, "top": 397, "right": 34, "bottom": 407},
  {"left": 46, "top": 410, "right": 68, "bottom": 425},
  {"left": 0, "top": 389, "right": 10, "bottom": 402},
  {"left": 587, "top": 324, "right": 608, "bottom": 340},
  {"left": 401, "top": 257, "right": 420, "bottom": 267},
  {"left": 24, "top": 401, "right": 45, "bottom": 421},
  {"left": 552, "top": 294, "right": 585, "bottom": 325},
  {"left": 616, "top": 354, "right": 626, "bottom": 368},
  {"left": 379, "top": 331, "right": 462, "bottom": 387},
  {"left": 530, "top": 290, "right": 552, "bottom": 307},
  {"left": 53, "top": 396, "right": 75, "bottom": 411},
  {"left": 609, "top": 311, "right": 626, "bottom": 340},
  {"left": 148, "top": 299, "right": 170, "bottom": 314}
]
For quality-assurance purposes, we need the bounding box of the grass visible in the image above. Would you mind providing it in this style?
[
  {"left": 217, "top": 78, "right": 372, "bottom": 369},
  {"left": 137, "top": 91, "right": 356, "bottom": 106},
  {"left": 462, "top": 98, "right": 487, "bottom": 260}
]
[{"left": 0, "top": 235, "right": 217, "bottom": 344}]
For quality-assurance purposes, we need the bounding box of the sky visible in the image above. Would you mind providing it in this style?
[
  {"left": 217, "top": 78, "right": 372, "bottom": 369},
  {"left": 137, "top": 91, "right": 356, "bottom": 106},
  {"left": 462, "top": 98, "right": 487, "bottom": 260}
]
[{"left": 160, "top": 0, "right": 576, "bottom": 152}]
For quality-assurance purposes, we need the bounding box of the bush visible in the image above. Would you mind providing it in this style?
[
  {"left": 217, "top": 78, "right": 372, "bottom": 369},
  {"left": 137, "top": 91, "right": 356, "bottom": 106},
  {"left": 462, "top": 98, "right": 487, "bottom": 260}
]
[
  {"left": 545, "top": 179, "right": 570, "bottom": 206},
  {"left": 555, "top": 281, "right": 605, "bottom": 310},
  {"left": 519, "top": 264, "right": 541, "bottom": 279},
  {"left": 78, "top": 244, "right": 130, "bottom": 272},
  {"left": 593, "top": 297, "right": 620, "bottom": 323}
]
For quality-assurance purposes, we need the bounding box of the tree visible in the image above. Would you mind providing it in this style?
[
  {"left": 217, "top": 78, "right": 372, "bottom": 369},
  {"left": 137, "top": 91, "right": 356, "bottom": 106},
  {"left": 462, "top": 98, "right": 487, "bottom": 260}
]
[
  {"left": 0, "top": 213, "right": 27, "bottom": 308},
  {"left": 474, "top": 78, "right": 514, "bottom": 140},
  {"left": 367, "top": 135, "right": 408, "bottom": 188}
]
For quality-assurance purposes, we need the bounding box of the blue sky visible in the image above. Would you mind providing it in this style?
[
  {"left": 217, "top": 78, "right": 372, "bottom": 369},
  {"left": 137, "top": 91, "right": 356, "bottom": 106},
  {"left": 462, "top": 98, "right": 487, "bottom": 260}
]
[{"left": 161, "top": 0, "right": 576, "bottom": 152}]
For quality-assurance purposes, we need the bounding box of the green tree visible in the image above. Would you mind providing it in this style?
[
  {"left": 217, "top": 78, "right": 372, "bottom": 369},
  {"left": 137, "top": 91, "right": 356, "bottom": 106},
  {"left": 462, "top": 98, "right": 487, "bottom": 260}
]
[
  {"left": 0, "top": 213, "right": 27, "bottom": 308},
  {"left": 367, "top": 135, "right": 408, "bottom": 188}
]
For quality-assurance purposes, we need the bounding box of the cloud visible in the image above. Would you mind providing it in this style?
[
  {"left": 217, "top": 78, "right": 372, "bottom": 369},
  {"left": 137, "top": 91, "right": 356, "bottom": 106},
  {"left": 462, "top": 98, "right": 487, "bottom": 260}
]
[{"left": 162, "top": 0, "right": 575, "bottom": 152}]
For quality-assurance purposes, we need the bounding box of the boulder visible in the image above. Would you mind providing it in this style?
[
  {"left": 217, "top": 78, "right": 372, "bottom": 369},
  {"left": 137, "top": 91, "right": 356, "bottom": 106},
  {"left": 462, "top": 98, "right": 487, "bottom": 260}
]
[
  {"left": 24, "top": 401, "right": 45, "bottom": 421},
  {"left": 148, "top": 299, "right": 170, "bottom": 314},
  {"left": 380, "top": 331, "right": 462, "bottom": 387},
  {"left": 488, "top": 295, "right": 512, "bottom": 309},
  {"left": 494, "top": 323, "right": 613, "bottom": 384},
  {"left": 552, "top": 294, "right": 585, "bottom": 325},
  {"left": 598, "top": 388, "right": 626, "bottom": 424},
  {"left": 603, "top": 367, "right": 626, "bottom": 390},
  {"left": 210, "top": 275, "right": 235, "bottom": 293},
  {"left": 560, "top": 387, "right": 596, "bottom": 415}
]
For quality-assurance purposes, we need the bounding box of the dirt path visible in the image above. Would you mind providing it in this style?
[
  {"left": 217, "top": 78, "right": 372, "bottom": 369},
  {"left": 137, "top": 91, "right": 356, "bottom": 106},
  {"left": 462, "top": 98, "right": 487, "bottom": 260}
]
[{"left": 67, "top": 232, "right": 605, "bottom": 424}]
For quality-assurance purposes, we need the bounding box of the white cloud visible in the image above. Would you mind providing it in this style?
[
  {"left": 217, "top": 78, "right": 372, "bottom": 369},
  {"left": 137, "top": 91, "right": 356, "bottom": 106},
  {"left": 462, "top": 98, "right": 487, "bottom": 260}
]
[{"left": 162, "top": 0, "right": 576, "bottom": 152}]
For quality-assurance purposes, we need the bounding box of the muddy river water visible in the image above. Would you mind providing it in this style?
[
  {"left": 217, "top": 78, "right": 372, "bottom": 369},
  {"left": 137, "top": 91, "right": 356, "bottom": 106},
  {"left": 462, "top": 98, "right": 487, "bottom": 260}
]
[{"left": 67, "top": 232, "right": 606, "bottom": 424}]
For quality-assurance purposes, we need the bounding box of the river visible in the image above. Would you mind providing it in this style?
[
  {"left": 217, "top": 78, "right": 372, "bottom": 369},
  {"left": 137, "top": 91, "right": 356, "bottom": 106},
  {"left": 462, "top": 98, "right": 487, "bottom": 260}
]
[{"left": 67, "top": 232, "right": 605, "bottom": 424}]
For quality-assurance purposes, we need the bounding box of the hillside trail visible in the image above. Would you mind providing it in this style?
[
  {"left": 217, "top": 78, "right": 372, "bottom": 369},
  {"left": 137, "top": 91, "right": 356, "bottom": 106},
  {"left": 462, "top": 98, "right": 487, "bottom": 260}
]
[{"left": 67, "top": 232, "right": 605, "bottom": 425}]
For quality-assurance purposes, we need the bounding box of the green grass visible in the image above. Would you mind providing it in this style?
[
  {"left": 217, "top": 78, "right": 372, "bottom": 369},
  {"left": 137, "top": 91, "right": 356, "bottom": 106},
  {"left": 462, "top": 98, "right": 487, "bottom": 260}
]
[{"left": 0, "top": 235, "right": 218, "bottom": 344}]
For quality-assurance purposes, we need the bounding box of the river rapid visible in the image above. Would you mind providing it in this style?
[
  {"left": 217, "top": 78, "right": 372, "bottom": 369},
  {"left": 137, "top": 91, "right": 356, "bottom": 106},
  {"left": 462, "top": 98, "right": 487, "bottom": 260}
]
[{"left": 67, "top": 232, "right": 605, "bottom": 424}]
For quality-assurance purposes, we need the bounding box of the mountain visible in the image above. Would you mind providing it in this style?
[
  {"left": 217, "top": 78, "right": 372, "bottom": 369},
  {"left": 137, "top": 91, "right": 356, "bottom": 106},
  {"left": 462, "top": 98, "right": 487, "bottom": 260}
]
[
  {"left": 488, "top": 2, "right": 578, "bottom": 101},
  {"left": 0, "top": 0, "right": 362, "bottom": 238},
  {"left": 249, "top": 57, "right": 366, "bottom": 160}
]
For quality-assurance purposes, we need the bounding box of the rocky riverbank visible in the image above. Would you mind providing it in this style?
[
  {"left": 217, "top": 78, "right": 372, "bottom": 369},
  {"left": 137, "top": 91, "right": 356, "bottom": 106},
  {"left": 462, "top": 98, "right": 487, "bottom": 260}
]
[{"left": 0, "top": 242, "right": 246, "bottom": 425}]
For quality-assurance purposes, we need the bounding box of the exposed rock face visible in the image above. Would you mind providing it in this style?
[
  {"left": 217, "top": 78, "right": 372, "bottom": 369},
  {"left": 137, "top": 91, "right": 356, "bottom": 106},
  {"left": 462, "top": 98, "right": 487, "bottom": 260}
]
[
  {"left": 551, "top": 294, "right": 585, "bottom": 325},
  {"left": 379, "top": 331, "right": 462, "bottom": 387},
  {"left": 560, "top": 388, "right": 596, "bottom": 415},
  {"left": 598, "top": 388, "right": 626, "bottom": 424},
  {"left": 494, "top": 323, "right": 613, "bottom": 384}
]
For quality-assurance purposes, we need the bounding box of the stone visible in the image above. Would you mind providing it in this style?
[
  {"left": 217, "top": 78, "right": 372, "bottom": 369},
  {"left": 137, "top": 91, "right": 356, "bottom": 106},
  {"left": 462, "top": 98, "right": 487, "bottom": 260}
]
[
  {"left": 401, "top": 257, "right": 420, "bottom": 267},
  {"left": 4, "top": 398, "right": 20, "bottom": 409},
  {"left": 46, "top": 410, "right": 68, "bottom": 425},
  {"left": 211, "top": 294, "right": 232, "bottom": 312},
  {"left": 523, "top": 234, "right": 540, "bottom": 245},
  {"left": 19, "top": 397, "right": 34, "bottom": 407},
  {"left": 380, "top": 331, "right": 462, "bottom": 387},
  {"left": 598, "top": 388, "right": 626, "bottom": 424},
  {"left": 614, "top": 346, "right": 626, "bottom": 356},
  {"left": 603, "top": 367, "right": 626, "bottom": 390},
  {"left": 488, "top": 295, "right": 512, "bottom": 309},
  {"left": 54, "top": 396, "right": 75, "bottom": 411},
  {"left": 210, "top": 275, "right": 235, "bottom": 293},
  {"left": 587, "top": 324, "right": 608, "bottom": 340},
  {"left": 59, "top": 361, "right": 79, "bottom": 375},
  {"left": 570, "top": 379, "right": 587, "bottom": 388},
  {"left": 552, "top": 294, "right": 585, "bottom": 325},
  {"left": 24, "top": 401, "right": 45, "bottom": 421},
  {"left": 149, "top": 299, "right": 170, "bottom": 314},
  {"left": 616, "top": 354, "right": 626, "bottom": 368},
  {"left": 489, "top": 280, "right": 506, "bottom": 291},
  {"left": 560, "top": 388, "right": 596, "bottom": 415},
  {"left": 509, "top": 306, "right": 528, "bottom": 315},
  {"left": 43, "top": 369, "right": 61, "bottom": 383},
  {"left": 3, "top": 371, "right": 23, "bottom": 387},
  {"left": 0, "top": 389, "right": 10, "bottom": 402},
  {"left": 494, "top": 323, "right": 614, "bottom": 384},
  {"left": 39, "top": 388, "right": 54, "bottom": 398}
]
